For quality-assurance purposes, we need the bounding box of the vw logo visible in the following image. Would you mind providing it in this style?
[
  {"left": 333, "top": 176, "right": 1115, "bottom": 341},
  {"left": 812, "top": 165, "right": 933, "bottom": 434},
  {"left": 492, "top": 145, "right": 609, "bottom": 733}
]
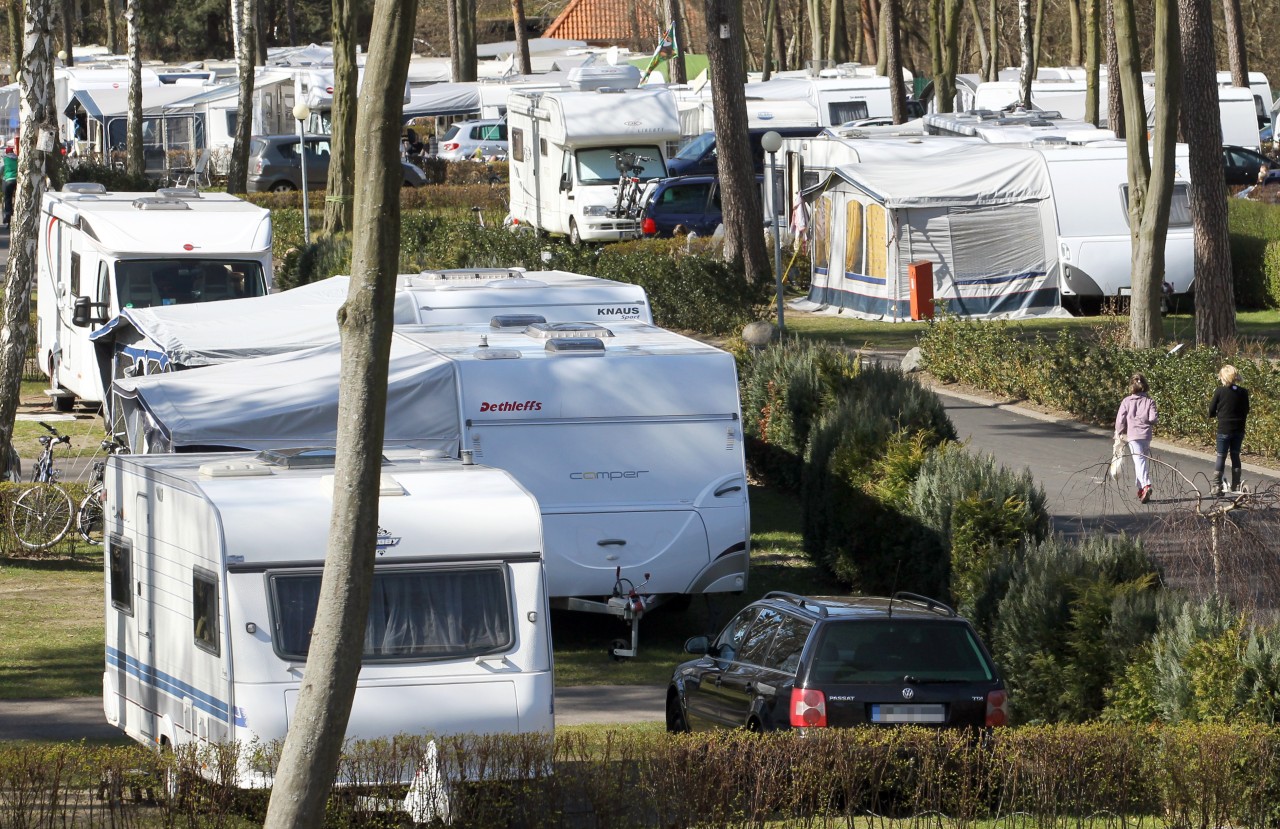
[{"left": 901, "top": 687, "right": 915, "bottom": 701}]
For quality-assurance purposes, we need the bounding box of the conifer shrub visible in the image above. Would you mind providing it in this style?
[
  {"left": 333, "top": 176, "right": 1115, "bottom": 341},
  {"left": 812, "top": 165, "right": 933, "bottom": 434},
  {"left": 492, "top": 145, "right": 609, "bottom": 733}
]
[{"left": 993, "top": 534, "right": 1164, "bottom": 724}]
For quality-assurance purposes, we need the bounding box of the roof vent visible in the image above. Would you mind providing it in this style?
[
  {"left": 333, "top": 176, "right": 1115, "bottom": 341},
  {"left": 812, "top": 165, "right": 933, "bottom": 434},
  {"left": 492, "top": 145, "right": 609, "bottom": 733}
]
[
  {"left": 490, "top": 313, "right": 546, "bottom": 330},
  {"left": 474, "top": 348, "right": 521, "bottom": 360},
  {"left": 545, "top": 337, "right": 606, "bottom": 354},
  {"left": 414, "top": 268, "right": 526, "bottom": 283},
  {"left": 199, "top": 460, "right": 274, "bottom": 478},
  {"left": 61, "top": 182, "right": 106, "bottom": 194},
  {"left": 256, "top": 447, "right": 339, "bottom": 469},
  {"left": 132, "top": 196, "right": 191, "bottom": 211},
  {"left": 525, "top": 321, "right": 613, "bottom": 339},
  {"left": 155, "top": 186, "right": 202, "bottom": 200}
]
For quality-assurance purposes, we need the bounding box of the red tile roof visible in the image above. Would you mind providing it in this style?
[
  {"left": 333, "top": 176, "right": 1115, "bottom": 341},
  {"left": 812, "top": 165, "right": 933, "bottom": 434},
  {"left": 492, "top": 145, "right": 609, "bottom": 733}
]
[{"left": 544, "top": 0, "right": 665, "bottom": 46}]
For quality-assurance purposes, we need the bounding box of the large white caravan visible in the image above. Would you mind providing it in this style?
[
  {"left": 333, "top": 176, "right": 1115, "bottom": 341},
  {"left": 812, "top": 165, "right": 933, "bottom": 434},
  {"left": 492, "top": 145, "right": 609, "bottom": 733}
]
[
  {"left": 103, "top": 449, "right": 553, "bottom": 800},
  {"left": 507, "top": 71, "right": 681, "bottom": 243},
  {"left": 36, "top": 187, "right": 273, "bottom": 410},
  {"left": 110, "top": 320, "right": 750, "bottom": 657}
]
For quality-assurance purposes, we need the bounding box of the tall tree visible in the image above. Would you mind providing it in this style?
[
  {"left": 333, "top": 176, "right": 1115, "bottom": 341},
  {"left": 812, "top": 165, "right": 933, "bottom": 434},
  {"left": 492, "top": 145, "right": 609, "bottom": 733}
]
[
  {"left": 259, "top": 0, "right": 418, "bottom": 819},
  {"left": 1017, "top": 0, "right": 1033, "bottom": 106},
  {"left": 225, "top": 0, "right": 254, "bottom": 194},
  {"left": 860, "top": 0, "right": 877, "bottom": 67},
  {"left": 704, "top": 0, "right": 768, "bottom": 280},
  {"left": 937, "top": 0, "right": 961, "bottom": 112},
  {"left": 666, "top": 0, "right": 688, "bottom": 83},
  {"left": 124, "top": 0, "right": 141, "bottom": 176},
  {"left": 761, "top": 0, "right": 778, "bottom": 79},
  {"left": 7, "top": 1, "right": 22, "bottom": 77},
  {"left": 1114, "top": 0, "right": 1180, "bottom": 348},
  {"left": 103, "top": 0, "right": 116, "bottom": 54},
  {"left": 884, "top": 0, "right": 907, "bottom": 122},
  {"left": 826, "top": 0, "right": 845, "bottom": 64},
  {"left": 1084, "top": 0, "right": 1100, "bottom": 124},
  {"left": 0, "top": 0, "right": 54, "bottom": 481},
  {"left": 511, "top": 0, "right": 531, "bottom": 75},
  {"left": 1066, "top": 0, "right": 1081, "bottom": 65},
  {"left": 321, "top": 0, "right": 356, "bottom": 233},
  {"left": 966, "top": 0, "right": 989, "bottom": 85},
  {"left": 806, "top": 0, "right": 821, "bottom": 68},
  {"left": 446, "top": 0, "right": 475, "bottom": 81},
  {"left": 1180, "top": 0, "right": 1234, "bottom": 346},
  {"left": 986, "top": 0, "right": 997, "bottom": 79},
  {"left": 60, "top": 0, "right": 72, "bottom": 67},
  {"left": 1105, "top": 0, "right": 1123, "bottom": 135},
  {"left": 1222, "top": 0, "right": 1248, "bottom": 88}
]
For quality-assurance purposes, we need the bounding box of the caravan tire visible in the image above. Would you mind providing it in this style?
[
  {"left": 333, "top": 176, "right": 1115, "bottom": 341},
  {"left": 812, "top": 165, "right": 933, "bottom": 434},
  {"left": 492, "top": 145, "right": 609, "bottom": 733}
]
[{"left": 569, "top": 219, "right": 582, "bottom": 246}]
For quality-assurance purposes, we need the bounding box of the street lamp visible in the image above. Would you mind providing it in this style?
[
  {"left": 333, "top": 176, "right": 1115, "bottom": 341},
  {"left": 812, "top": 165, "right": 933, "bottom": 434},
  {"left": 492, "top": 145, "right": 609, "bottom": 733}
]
[
  {"left": 292, "top": 102, "right": 312, "bottom": 244},
  {"left": 760, "top": 130, "right": 784, "bottom": 334}
]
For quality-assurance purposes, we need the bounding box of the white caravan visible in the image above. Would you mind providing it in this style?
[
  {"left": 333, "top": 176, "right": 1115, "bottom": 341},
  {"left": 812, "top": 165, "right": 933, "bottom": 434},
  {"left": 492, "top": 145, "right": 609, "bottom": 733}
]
[
  {"left": 507, "top": 75, "right": 681, "bottom": 243},
  {"left": 36, "top": 186, "right": 273, "bottom": 410},
  {"left": 103, "top": 449, "right": 552, "bottom": 802},
  {"left": 1216, "top": 70, "right": 1274, "bottom": 134},
  {"left": 110, "top": 321, "right": 750, "bottom": 657}
]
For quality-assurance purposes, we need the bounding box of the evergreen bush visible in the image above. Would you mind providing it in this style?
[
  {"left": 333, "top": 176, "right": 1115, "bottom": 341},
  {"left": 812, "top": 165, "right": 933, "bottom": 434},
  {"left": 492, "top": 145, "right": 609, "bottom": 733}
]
[
  {"left": 1229, "top": 198, "right": 1280, "bottom": 309},
  {"left": 63, "top": 163, "right": 158, "bottom": 193}
]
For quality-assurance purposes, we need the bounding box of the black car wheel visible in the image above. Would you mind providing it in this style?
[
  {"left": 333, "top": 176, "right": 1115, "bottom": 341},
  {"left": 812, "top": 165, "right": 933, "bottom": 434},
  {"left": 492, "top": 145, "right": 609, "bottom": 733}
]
[
  {"left": 270, "top": 181, "right": 297, "bottom": 193},
  {"left": 666, "top": 691, "right": 690, "bottom": 733}
]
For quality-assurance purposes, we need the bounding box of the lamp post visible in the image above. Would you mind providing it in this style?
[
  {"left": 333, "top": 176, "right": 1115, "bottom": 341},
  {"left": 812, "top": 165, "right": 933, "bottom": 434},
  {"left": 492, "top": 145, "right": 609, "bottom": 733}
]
[
  {"left": 760, "top": 130, "right": 784, "bottom": 333},
  {"left": 293, "top": 103, "right": 312, "bottom": 244}
]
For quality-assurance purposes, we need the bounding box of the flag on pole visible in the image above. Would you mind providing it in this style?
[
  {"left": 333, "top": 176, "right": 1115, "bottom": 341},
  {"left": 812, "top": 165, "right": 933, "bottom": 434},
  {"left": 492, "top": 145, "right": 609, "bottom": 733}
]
[{"left": 639, "top": 22, "right": 678, "bottom": 84}]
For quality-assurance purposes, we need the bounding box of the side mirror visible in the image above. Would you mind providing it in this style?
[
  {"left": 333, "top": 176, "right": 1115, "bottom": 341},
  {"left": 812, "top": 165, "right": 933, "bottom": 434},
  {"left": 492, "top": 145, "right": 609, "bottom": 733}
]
[
  {"left": 684, "top": 635, "right": 710, "bottom": 655},
  {"left": 558, "top": 173, "right": 571, "bottom": 192},
  {"left": 71, "top": 295, "right": 92, "bottom": 327}
]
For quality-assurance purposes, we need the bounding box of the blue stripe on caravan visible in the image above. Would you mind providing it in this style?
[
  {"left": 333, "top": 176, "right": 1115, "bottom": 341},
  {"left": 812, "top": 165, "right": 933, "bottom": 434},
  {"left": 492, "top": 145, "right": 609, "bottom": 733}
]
[
  {"left": 952, "top": 270, "right": 1048, "bottom": 287},
  {"left": 808, "top": 284, "right": 1061, "bottom": 317},
  {"left": 843, "top": 270, "right": 887, "bottom": 286},
  {"left": 106, "top": 646, "right": 233, "bottom": 722}
]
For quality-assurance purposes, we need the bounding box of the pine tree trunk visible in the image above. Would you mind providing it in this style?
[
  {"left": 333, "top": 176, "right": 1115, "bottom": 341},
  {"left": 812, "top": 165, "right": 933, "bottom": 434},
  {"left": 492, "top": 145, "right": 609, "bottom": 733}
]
[
  {"left": 284, "top": 0, "right": 297, "bottom": 45},
  {"left": 102, "top": 0, "right": 115, "bottom": 55},
  {"left": 667, "top": 0, "right": 688, "bottom": 82},
  {"left": 826, "top": 0, "right": 844, "bottom": 64},
  {"left": 1221, "top": 0, "right": 1247, "bottom": 88},
  {"left": 457, "top": 0, "right": 476, "bottom": 81},
  {"left": 967, "top": 0, "right": 988, "bottom": 85},
  {"left": 938, "top": 0, "right": 960, "bottom": 113},
  {"left": 1032, "top": 0, "right": 1045, "bottom": 77},
  {"left": 226, "top": 0, "right": 254, "bottom": 194},
  {"left": 775, "top": 2, "right": 789, "bottom": 71},
  {"left": 1105, "top": 0, "right": 1123, "bottom": 136},
  {"left": 1181, "top": 0, "right": 1234, "bottom": 346},
  {"left": 511, "top": 0, "right": 531, "bottom": 75},
  {"left": 875, "top": 0, "right": 887, "bottom": 75},
  {"left": 762, "top": 0, "right": 777, "bottom": 79},
  {"left": 1067, "top": 0, "right": 1081, "bottom": 65},
  {"left": 704, "top": 0, "right": 768, "bottom": 280},
  {"left": 322, "top": 0, "right": 356, "bottom": 233},
  {"left": 260, "top": 0, "right": 418, "bottom": 817},
  {"left": 1084, "top": 0, "right": 1099, "bottom": 124},
  {"left": 860, "top": 0, "right": 877, "bottom": 66},
  {"left": 1018, "top": 0, "right": 1032, "bottom": 106},
  {"left": 124, "top": 0, "right": 141, "bottom": 176},
  {"left": 883, "top": 0, "right": 907, "bottom": 122},
  {"left": 986, "top": 0, "right": 997, "bottom": 79},
  {"left": 0, "top": 0, "right": 54, "bottom": 480},
  {"left": 60, "top": 0, "right": 73, "bottom": 66}
]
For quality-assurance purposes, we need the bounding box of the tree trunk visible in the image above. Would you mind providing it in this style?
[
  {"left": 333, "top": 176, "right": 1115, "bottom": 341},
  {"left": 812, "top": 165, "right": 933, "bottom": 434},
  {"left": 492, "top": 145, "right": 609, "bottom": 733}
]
[
  {"left": 704, "top": 0, "right": 768, "bottom": 280},
  {"left": 102, "top": 0, "right": 115, "bottom": 55},
  {"left": 966, "top": 0, "right": 988, "bottom": 85},
  {"left": 1221, "top": 0, "right": 1247, "bottom": 88},
  {"left": 1105, "top": 0, "right": 1123, "bottom": 136},
  {"left": 928, "top": 0, "right": 941, "bottom": 91},
  {"left": 1084, "top": 0, "right": 1099, "bottom": 124},
  {"left": 226, "top": 0, "right": 254, "bottom": 194},
  {"left": 937, "top": 0, "right": 960, "bottom": 113},
  {"left": 883, "top": 0, "right": 907, "bottom": 122},
  {"left": 1066, "top": 0, "right": 1081, "bottom": 65},
  {"left": 1181, "top": 0, "right": 1234, "bottom": 346},
  {"left": 0, "top": 0, "right": 54, "bottom": 481},
  {"left": 457, "top": 0, "right": 475, "bottom": 81},
  {"left": 1017, "top": 0, "right": 1032, "bottom": 106},
  {"left": 986, "top": 0, "right": 997, "bottom": 79},
  {"left": 826, "top": 0, "right": 845, "bottom": 64},
  {"left": 322, "top": 0, "right": 356, "bottom": 233},
  {"left": 284, "top": 0, "right": 297, "bottom": 45},
  {"left": 762, "top": 0, "right": 777, "bottom": 79},
  {"left": 860, "top": 0, "right": 877, "bottom": 66},
  {"left": 124, "top": 0, "right": 141, "bottom": 176},
  {"left": 775, "top": 1, "right": 788, "bottom": 71},
  {"left": 875, "top": 0, "right": 886, "bottom": 75},
  {"left": 259, "top": 0, "right": 418, "bottom": 818},
  {"left": 666, "top": 0, "right": 687, "bottom": 83},
  {"left": 60, "top": 0, "right": 72, "bottom": 66},
  {"left": 806, "top": 0, "right": 821, "bottom": 70},
  {"left": 1031, "top": 0, "right": 1044, "bottom": 79},
  {"left": 511, "top": 0, "right": 531, "bottom": 75}
]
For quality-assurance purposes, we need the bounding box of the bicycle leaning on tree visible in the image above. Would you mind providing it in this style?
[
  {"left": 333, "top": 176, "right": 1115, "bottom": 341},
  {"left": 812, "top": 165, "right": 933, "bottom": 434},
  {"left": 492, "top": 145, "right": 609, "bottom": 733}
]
[{"left": 9, "top": 422, "right": 74, "bottom": 551}]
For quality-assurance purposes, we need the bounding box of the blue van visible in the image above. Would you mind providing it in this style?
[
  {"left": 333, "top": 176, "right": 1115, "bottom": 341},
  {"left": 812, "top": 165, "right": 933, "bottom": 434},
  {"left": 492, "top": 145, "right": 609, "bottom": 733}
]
[{"left": 666, "top": 127, "right": 823, "bottom": 177}]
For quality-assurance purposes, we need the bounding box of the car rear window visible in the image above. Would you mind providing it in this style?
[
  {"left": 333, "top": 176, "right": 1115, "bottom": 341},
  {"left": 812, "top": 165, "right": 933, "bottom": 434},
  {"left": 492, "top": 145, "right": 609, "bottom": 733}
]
[
  {"left": 441, "top": 124, "right": 461, "bottom": 142},
  {"left": 809, "top": 620, "right": 995, "bottom": 683}
]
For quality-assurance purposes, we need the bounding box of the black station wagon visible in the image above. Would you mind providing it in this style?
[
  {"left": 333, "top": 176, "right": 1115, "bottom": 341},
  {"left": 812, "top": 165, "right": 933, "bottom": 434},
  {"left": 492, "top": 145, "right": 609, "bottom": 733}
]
[{"left": 666, "top": 591, "right": 1008, "bottom": 733}]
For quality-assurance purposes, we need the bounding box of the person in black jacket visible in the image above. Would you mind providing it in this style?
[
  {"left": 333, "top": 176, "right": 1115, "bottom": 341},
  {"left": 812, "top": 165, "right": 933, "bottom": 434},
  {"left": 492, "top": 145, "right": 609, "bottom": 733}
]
[{"left": 1208, "top": 364, "right": 1250, "bottom": 496}]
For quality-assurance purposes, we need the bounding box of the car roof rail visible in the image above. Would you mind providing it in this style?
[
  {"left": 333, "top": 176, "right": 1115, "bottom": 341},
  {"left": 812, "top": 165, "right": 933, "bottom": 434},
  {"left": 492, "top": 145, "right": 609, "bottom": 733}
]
[
  {"left": 763, "top": 591, "right": 828, "bottom": 617},
  {"left": 888, "top": 591, "right": 956, "bottom": 618}
]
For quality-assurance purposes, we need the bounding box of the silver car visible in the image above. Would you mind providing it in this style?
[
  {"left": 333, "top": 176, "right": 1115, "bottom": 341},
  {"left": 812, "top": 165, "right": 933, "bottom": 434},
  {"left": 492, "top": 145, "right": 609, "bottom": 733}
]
[
  {"left": 436, "top": 120, "right": 508, "bottom": 162},
  {"left": 246, "top": 134, "right": 427, "bottom": 192}
]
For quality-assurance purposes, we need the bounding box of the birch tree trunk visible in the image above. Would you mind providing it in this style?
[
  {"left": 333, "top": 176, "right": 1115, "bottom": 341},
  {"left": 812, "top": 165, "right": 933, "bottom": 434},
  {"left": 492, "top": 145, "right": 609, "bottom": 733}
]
[
  {"left": 124, "top": 0, "right": 141, "bottom": 176},
  {"left": 322, "top": 0, "right": 356, "bottom": 233},
  {"left": 226, "top": 0, "right": 254, "bottom": 194},
  {"left": 0, "top": 0, "right": 54, "bottom": 480},
  {"left": 1222, "top": 0, "right": 1248, "bottom": 88},
  {"left": 260, "top": 0, "right": 418, "bottom": 817},
  {"left": 1018, "top": 0, "right": 1032, "bottom": 106},
  {"left": 884, "top": 0, "right": 907, "bottom": 122},
  {"left": 1181, "top": 0, "right": 1234, "bottom": 346}
]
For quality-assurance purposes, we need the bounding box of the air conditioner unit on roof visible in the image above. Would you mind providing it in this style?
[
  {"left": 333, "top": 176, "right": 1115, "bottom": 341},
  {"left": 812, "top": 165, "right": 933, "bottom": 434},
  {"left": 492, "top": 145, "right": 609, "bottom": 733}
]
[{"left": 567, "top": 64, "right": 642, "bottom": 91}]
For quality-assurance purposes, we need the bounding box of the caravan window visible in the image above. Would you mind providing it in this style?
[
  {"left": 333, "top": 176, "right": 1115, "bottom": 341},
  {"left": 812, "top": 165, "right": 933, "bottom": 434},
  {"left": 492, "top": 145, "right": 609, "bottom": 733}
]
[
  {"left": 1120, "top": 183, "right": 1192, "bottom": 228},
  {"left": 192, "top": 568, "right": 220, "bottom": 655},
  {"left": 109, "top": 536, "right": 132, "bottom": 614},
  {"left": 269, "top": 565, "right": 514, "bottom": 662},
  {"left": 115, "top": 259, "right": 267, "bottom": 308},
  {"left": 574, "top": 146, "right": 667, "bottom": 185},
  {"left": 828, "top": 101, "right": 869, "bottom": 125},
  {"left": 511, "top": 128, "right": 524, "bottom": 162},
  {"left": 69, "top": 252, "right": 81, "bottom": 296}
]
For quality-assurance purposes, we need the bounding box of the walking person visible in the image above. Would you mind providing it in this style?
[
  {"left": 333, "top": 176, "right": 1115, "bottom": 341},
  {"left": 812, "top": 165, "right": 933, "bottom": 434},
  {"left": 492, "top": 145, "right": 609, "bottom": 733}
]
[
  {"left": 1115, "top": 372, "right": 1158, "bottom": 503},
  {"left": 2, "top": 139, "right": 17, "bottom": 226},
  {"left": 1208, "top": 364, "right": 1250, "bottom": 496}
]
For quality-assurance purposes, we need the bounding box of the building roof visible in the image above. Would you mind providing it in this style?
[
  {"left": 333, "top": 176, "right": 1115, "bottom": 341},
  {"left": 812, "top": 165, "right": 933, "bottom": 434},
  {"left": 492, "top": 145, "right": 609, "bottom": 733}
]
[{"left": 543, "top": 0, "right": 662, "bottom": 47}]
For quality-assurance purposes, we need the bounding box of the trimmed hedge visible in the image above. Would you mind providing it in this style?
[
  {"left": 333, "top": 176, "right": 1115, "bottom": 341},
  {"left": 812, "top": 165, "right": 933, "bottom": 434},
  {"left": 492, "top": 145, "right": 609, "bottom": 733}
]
[
  {"left": 1230, "top": 198, "right": 1280, "bottom": 309},
  {"left": 6, "top": 725, "right": 1280, "bottom": 827}
]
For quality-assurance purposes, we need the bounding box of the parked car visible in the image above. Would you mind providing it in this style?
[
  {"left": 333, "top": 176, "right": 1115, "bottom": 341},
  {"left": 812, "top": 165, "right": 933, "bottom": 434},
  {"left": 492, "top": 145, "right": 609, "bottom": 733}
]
[
  {"left": 1222, "top": 145, "right": 1280, "bottom": 186},
  {"left": 666, "top": 591, "right": 1008, "bottom": 733},
  {"left": 246, "top": 134, "right": 427, "bottom": 192},
  {"left": 667, "top": 126, "right": 822, "bottom": 177},
  {"left": 641, "top": 175, "right": 769, "bottom": 238},
  {"left": 436, "top": 119, "right": 508, "bottom": 161}
]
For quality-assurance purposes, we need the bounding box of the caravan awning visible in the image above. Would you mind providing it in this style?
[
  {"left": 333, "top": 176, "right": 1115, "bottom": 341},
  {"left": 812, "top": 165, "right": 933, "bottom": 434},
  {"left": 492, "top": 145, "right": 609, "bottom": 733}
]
[
  {"left": 69, "top": 86, "right": 203, "bottom": 120},
  {"left": 403, "top": 83, "right": 482, "bottom": 119},
  {"left": 821, "top": 144, "right": 1053, "bottom": 208}
]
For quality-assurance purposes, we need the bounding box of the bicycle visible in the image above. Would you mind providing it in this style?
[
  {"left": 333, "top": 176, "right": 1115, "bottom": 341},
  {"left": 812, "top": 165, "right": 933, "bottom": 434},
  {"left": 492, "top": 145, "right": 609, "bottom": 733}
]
[
  {"left": 609, "top": 151, "right": 652, "bottom": 220},
  {"left": 77, "top": 437, "right": 126, "bottom": 545},
  {"left": 9, "top": 422, "right": 74, "bottom": 551}
]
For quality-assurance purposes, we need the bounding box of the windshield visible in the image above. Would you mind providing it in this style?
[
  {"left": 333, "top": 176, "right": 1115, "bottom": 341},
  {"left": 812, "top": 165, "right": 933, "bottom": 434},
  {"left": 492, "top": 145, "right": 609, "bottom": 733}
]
[
  {"left": 675, "top": 132, "right": 716, "bottom": 161},
  {"left": 575, "top": 145, "right": 667, "bottom": 185},
  {"left": 269, "top": 565, "right": 513, "bottom": 661},
  {"left": 115, "top": 260, "right": 267, "bottom": 309},
  {"left": 808, "top": 620, "right": 995, "bottom": 683}
]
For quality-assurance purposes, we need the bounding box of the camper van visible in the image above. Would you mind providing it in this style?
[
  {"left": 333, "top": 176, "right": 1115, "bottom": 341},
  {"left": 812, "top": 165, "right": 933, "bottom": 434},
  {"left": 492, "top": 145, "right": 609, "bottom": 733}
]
[
  {"left": 103, "top": 449, "right": 553, "bottom": 798},
  {"left": 35, "top": 187, "right": 273, "bottom": 410},
  {"left": 507, "top": 68, "right": 681, "bottom": 243},
  {"left": 110, "top": 320, "right": 750, "bottom": 658}
]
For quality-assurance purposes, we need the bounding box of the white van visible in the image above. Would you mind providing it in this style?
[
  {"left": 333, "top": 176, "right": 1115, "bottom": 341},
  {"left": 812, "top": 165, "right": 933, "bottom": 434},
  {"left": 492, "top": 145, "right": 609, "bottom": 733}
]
[
  {"left": 36, "top": 186, "right": 273, "bottom": 410},
  {"left": 103, "top": 449, "right": 553, "bottom": 800}
]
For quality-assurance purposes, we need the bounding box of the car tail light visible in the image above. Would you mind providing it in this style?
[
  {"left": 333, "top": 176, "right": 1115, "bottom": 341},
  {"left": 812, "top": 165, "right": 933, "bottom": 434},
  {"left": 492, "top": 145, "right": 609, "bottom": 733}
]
[
  {"left": 985, "top": 689, "right": 1008, "bottom": 727},
  {"left": 641, "top": 217, "right": 657, "bottom": 235},
  {"left": 253, "top": 158, "right": 263, "bottom": 175},
  {"left": 790, "top": 688, "right": 827, "bottom": 728},
  {"left": 442, "top": 142, "right": 460, "bottom": 152}
]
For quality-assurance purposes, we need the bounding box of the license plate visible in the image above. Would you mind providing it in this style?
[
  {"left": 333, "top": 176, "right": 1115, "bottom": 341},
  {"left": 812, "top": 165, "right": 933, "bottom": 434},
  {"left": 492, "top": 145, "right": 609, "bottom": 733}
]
[{"left": 870, "top": 704, "right": 945, "bottom": 724}]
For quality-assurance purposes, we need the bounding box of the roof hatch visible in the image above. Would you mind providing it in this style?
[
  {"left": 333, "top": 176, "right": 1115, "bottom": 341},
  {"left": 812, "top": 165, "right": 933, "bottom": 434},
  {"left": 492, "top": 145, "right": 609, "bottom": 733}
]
[
  {"left": 525, "top": 321, "right": 613, "bottom": 339},
  {"left": 490, "top": 313, "right": 546, "bottom": 330},
  {"left": 132, "top": 196, "right": 191, "bottom": 211}
]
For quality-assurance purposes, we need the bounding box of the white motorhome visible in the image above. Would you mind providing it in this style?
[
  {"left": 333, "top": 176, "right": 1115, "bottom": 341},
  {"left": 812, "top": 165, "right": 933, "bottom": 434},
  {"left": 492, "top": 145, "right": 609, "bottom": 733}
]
[
  {"left": 103, "top": 449, "right": 553, "bottom": 800},
  {"left": 36, "top": 186, "right": 273, "bottom": 410},
  {"left": 110, "top": 320, "right": 750, "bottom": 657},
  {"left": 507, "top": 68, "right": 681, "bottom": 243},
  {"left": 1216, "top": 70, "right": 1274, "bottom": 134}
]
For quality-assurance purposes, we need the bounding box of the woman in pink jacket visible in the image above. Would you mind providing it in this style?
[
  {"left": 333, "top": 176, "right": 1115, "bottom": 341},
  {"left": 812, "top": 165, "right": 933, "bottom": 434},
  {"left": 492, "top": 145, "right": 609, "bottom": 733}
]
[{"left": 1115, "top": 373, "right": 1158, "bottom": 503}]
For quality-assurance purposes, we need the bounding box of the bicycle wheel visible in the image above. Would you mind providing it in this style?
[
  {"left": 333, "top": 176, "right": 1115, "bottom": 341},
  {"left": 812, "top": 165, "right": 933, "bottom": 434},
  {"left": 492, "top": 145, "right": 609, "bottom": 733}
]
[
  {"left": 76, "top": 485, "right": 106, "bottom": 545},
  {"left": 10, "top": 484, "right": 74, "bottom": 551}
]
